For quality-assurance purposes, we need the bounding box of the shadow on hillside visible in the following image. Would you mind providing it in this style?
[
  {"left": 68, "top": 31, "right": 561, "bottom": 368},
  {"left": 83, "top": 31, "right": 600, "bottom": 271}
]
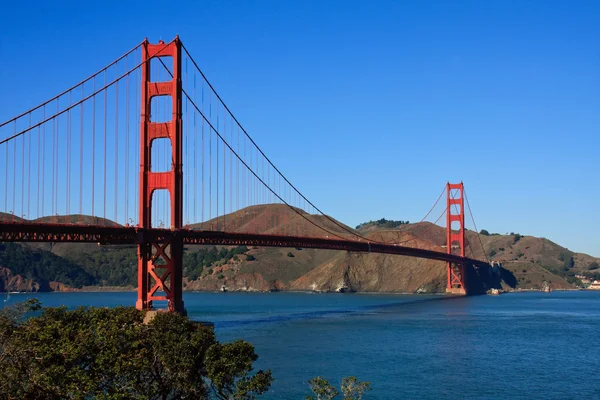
[{"left": 499, "top": 267, "right": 517, "bottom": 288}]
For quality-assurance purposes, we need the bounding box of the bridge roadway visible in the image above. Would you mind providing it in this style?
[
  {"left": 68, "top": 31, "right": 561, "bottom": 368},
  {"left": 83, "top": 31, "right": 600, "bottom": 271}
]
[{"left": 0, "top": 222, "right": 488, "bottom": 268}]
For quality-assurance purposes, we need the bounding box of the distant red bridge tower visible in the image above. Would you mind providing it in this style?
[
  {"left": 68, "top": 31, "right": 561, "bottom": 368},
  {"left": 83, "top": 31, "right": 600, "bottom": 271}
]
[{"left": 446, "top": 182, "right": 466, "bottom": 294}]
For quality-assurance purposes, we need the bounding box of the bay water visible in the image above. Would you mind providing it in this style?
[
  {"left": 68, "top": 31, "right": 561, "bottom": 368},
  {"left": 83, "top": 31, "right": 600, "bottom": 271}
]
[{"left": 3, "top": 291, "right": 599, "bottom": 399}]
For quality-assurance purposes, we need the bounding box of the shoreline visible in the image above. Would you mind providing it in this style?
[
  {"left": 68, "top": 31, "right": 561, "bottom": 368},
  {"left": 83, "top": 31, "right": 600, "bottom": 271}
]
[{"left": 3, "top": 287, "right": 592, "bottom": 295}]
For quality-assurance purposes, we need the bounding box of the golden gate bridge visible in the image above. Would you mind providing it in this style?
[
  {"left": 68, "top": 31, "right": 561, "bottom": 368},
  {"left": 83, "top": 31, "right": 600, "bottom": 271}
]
[{"left": 0, "top": 37, "right": 491, "bottom": 313}]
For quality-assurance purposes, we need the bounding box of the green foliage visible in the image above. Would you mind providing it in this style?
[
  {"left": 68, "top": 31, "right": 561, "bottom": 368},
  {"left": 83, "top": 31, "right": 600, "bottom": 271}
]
[
  {"left": 246, "top": 254, "right": 256, "bottom": 262},
  {"left": 0, "top": 301, "right": 271, "bottom": 399},
  {"left": 2, "top": 244, "right": 252, "bottom": 289},
  {"left": 306, "top": 376, "right": 338, "bottom": 400},
  {"left": 489, "top": 250, "right": 497, "bottom": 257},
  {"left": 340, "top": 376, "right": 372, "bottom": 400},
  {"left": 306, "top": 376, "right": 371, "bottom": 400},
  {"left": 0, "top": 243, "right": 95, "bottom": 288},
  {"left": 513, "top": 234, "right": 522, "bottom": 243},
  {"left": 287, "top": 252, "right": 295, "bottom": 258},
  {"left": 205, "top": 340, "right": 272, "bottom": 400},
  {"left": 559, "top": 252, "right": 575, "bottom": 270},
  {"left": 183, "top": 246, "right": 248, "bottom": 281},
  {"left": 588, "top": 261, "right": 599, "bottom": 270},
  {"left": 218, "top": 273, "right": 225, "bottom": 280},
  {"left": 355, "top": 218, "right": 409, "bottom": 230},
  {"left": 65, "top": 245, "right": 138, "bottom": 286},
  {"left": 499, "top": 247, "right": 505, "bottom": 251},
  {"left": 479, "top": 229, "right": 490, "bottom": 236}
]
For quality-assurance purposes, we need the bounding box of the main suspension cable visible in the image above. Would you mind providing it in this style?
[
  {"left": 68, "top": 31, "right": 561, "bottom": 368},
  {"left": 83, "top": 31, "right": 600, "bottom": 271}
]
[
  {"left": 180, "top": 43, "right": 379, "bottom": 243},
  {"left": 464, "top": 189, "right": 490, "bottom": 263},
  {"left": 0, "top": 41, "right": 144, "bottom": 129}
]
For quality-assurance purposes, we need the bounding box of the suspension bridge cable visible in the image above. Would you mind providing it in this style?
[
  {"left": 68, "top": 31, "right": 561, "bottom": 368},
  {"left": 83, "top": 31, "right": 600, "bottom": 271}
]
[
  {"left": 463, "top": 189, "right": 490, "bottom": 263},
  {"left": 0, "top": 41, "right": 144, "bottom": 129},
  {"left": 448, "top": 186, "right": 475, "bottom": 258},
  {"left": 393, "top": 205, "right": 448, "bottom": 245},
  {"left": 386, "top": 184, "right": 447, "bottom": 245},
  {"left": 152, "top": 54, "right": 354, "bottom": 240},
  {"left": 0, "top": 40, "right": 175, "bottom": 146},
  {"left": 180, "top": 44, "right": 380, "bottom": 243},
  {"left": 178, "top": 86, "right": 353, "bottom": 241}
]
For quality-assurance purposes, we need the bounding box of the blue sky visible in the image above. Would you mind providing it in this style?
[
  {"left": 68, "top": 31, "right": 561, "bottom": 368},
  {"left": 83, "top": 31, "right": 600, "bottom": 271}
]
[{"left": 1, "top": 0, "right": 599, "bottom": 256}]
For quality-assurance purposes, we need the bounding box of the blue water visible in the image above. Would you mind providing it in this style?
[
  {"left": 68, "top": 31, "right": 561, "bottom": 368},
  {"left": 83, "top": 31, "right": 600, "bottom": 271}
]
[{"left": 3, "top": 291, "right": 600, "bottom": 399}]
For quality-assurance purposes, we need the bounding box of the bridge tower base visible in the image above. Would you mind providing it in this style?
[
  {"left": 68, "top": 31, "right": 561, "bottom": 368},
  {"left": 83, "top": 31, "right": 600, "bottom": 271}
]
[
  {"left": 446, "top": 182, "right": 466, "bottom": 294},
  {"left": 136, "top": 37, "right": 185, "bottom": 313}
]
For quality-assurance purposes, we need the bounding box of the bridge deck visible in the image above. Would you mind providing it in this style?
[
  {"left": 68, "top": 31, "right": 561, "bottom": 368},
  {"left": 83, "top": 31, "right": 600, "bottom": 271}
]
[{"left": 0, "top": 222, "right": 487, "bottom": 267}]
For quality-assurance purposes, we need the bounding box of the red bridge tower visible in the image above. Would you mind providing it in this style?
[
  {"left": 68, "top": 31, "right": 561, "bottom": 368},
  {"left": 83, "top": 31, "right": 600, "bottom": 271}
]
[
  {"left": 137, "top": 37, "right": 185, "bottom": 313},
  {"left": 446, "top": 182, "right": 466, "bottom": 294}
]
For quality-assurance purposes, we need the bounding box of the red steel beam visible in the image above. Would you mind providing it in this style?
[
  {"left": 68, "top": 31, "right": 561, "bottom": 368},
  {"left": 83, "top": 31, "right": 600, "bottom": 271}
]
[{"left": 0, "top": 222, "right": 488, "bottom": 268}]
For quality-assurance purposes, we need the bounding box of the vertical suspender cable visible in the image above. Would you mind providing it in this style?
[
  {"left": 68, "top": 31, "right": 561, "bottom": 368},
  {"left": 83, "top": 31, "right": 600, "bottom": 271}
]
[
  {"left": 193, "top": 72, "right": 197, "bottom": 225},
  {"left": 215, "top": 101, "right": 220, "bottom": 230},
  {"left": 52, "top": 111, "right": 56, "bottom": 217},
  {"left": 41, "top": 107, "right": 45, "bottom": 217},
  {"left": 27, "top": 114, "right": 31, "bottom": 219},
  {"left": 4, "top": 138, "right": 7, "bottom": 214},
  {"left": 223, "top": 105, "right": 226, "bottom": 230},
  {"left": 104, "top": 74, "right": 107, "bottom": 225},
  {"left": 201, "top": 78, "right": 205, "bottom": 228},
  {"left": 67, "top": 91, "right": 71, "bottom": 217},
  {"left": 125, "top": 55, "right": 130, "bottom": 224},
  {"left": 37, "top": 116, "right": 41, "bottom": 218},
  {"left": 115, "top": 78, "right": 119, "bottom": 223},
  {"left": 209, "top": 93, "right": 212, "bottom": 226},
  {"left": 80, "top": 85, "right": 84, "bottom": 221},
  {"left": 92, "top": 77, "right": 96, "bottom": 219},
  {"left": 237, "top": 125, "right": 239, "bottom": 229},
  {"left": 229, "top": 115, "right": 232, "bottom": 228}
]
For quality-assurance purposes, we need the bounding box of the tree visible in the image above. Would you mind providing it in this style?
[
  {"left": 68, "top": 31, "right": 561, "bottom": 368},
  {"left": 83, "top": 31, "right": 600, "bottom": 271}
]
[
  {"left": 305, "top": 376, "right": 371, "bottom": 400},
  {"left": 479, "top": 229, "right": 490, "bottom": 236},
  {"left": 306, "top": 377, "right": 339, "bottom": 400},
  {"left": 0, "top": 300, "right": 272, "bottom": 399},
  {"left": 588, "top": 261, "right": 599, "bottom": 270},
  {"left": 513, "top": 233, "right": 522, "bottom": 243},
  {"left": 341, "top": 376, "right": 371, "bottom": 400},
  {"left": 205, "top": 340, "right": 272, "bottom": 399}
]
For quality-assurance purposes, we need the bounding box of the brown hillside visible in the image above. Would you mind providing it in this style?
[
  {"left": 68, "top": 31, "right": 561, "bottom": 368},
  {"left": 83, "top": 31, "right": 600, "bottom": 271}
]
[{"left": 4, "top": 205, "right": 594, "bottom": 293}]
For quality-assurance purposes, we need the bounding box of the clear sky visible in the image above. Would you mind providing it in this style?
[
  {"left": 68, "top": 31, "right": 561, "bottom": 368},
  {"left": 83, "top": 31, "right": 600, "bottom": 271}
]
[{"left": 1, "top": 0, "right": 598, "bottom": 256}]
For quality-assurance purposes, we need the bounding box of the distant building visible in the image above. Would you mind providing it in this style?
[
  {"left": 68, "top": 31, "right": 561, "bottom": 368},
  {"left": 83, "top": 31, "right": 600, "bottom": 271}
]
[{"left": 589, "top": 280, "right": 600, "bottom": 290}]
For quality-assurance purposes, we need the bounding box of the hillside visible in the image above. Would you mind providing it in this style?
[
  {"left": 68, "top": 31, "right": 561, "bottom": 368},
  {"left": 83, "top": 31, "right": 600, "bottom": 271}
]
[{"left": 1, "top": 206, "right": 598, "bottom": 293}]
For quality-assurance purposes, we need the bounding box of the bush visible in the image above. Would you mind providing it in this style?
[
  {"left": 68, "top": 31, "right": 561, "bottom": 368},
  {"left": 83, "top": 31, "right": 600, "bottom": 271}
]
[
  {"left": 287, "top": 252, "right": 295, "bottom": 258},
  {"left": 306, "top": 376, "right": 371, "bottom": 400},
  {"left": 246, "top": 255, "right": 256, "bottom": 262},
  {"left": 0, "top": 300, "right": 272, "bottom": 399},
  {"left": 513, "top": 234, "right": 522, "bottom": 243},
  {"left": 588, "top": 262, "right": 599, "bottom": 270},
  {"left": 489, "top": 250, "right": 497, "bottom": 257},
  {"left": 218, "top": 274, "right": 225, "bottom": 280},
  {"left": 480, "top": 229, "right": 490, "bottom": 236}
]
